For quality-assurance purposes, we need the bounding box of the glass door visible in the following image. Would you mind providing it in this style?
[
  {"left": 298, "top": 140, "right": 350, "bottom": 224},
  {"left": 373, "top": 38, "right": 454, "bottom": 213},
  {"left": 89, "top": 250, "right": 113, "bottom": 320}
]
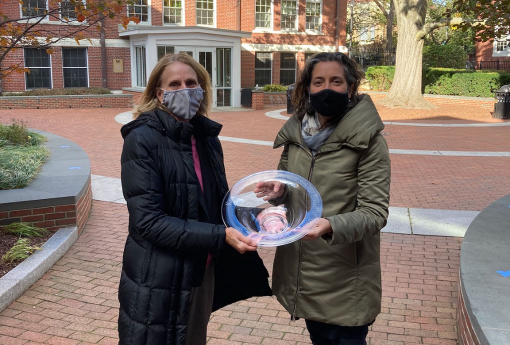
[
  {"left": 134, "top": 45, "right": 147, "bottom": 87},
  {"left": 197, "top": 48, "right": 215, "bottom": 106},
  {"left": 216, "top": 48, "right": 231, "bottom": 107}
]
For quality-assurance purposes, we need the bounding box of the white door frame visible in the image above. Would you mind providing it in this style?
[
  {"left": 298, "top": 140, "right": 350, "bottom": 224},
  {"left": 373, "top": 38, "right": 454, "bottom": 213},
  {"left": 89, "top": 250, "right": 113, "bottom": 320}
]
[{"left": 175, "top": 46, "right": 217, "bottom": 107}]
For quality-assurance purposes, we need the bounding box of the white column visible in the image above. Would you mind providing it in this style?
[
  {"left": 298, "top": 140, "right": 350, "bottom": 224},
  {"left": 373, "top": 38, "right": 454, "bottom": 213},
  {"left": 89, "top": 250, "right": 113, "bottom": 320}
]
[{"left": 232, "top": 39, "right": 242, "bottom": 107}]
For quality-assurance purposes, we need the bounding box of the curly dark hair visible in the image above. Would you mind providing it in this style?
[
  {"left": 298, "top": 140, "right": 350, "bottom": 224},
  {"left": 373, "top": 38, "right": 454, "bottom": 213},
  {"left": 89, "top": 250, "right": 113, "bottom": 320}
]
[{"left": 291, "top": 52, "right": 364, "bottom": 126}]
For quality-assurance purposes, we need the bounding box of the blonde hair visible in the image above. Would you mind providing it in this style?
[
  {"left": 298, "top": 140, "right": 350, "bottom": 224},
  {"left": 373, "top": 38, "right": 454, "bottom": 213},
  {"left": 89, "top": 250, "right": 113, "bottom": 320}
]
[{"left": 133, "top": 53, "right": 212, "bottom": 118}]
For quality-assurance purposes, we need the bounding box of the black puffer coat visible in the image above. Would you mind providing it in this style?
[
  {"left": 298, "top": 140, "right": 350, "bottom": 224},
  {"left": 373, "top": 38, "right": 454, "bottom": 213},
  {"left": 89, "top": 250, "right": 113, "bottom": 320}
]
[{"left": 118, "top": 109, "right": 272, "bottom": 345}]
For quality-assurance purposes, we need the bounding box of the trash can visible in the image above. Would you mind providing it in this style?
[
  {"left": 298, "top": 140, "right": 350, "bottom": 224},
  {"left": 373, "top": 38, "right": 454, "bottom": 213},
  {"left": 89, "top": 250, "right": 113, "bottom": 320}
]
[
  {"left": 241, "top": 88, "right": 252, "bottom": 107},
  {"left": 287, "top": 84, "right": 295, "bottom": 114},
  {"left": 493, "top": 85, "right": 510, "bottom": 119}
]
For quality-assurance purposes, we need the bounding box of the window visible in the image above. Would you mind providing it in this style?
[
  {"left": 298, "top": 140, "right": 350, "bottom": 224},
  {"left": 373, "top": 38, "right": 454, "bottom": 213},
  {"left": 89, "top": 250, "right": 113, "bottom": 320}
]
[
  {"left": 280, "top": 53, "right": 296, "bottom": 86},
  {"left": 216, "top": 48, "right": 232, "bottom": 107},
  {"left": 61, "top": 0, "right": 85, "bottom": 20},
  {"left": 134, "top": 46, "right": 147, "bottom": 87},
  {"left": 21, "top": 0, "right": 47, "bottom": 17},
  {"left": 305, "top": 52, "right": 317, "bottom": 62},
  {"left": 281, "top": 0, "right": 297, "bottom": 30},
  {"left": 157, "top": 46, "right": 175, "bottom": 59},
  {"left": 255, "top": 0, "right": 272, "bottom": 29},
  {"left": 196, "top": 0, "right": 214, "bottom": 26},
  {"left": 305, "top": 0, "right": 321, "bottom": 31},
  {"left": 255, "top": 52, "right": 271, "bottom": 86},
  {"left": 496, "top": 40, "right": 508, "bottom": 52},
  {"left": 24, "top": 48, "right": 51, "bottom": 89},
  {"left": 63, "top": 48, "right": 88, "bottom": 88},
  {"left": 163, "top": 0, "right": 182, "bottom": 24},
  {"left": 128, "top": 0, "right": 149, "bottom": 23}
]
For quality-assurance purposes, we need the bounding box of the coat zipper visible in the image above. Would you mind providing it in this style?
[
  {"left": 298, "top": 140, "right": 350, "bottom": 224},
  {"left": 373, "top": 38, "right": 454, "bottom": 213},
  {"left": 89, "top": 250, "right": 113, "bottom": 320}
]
[{"left": 291, "top": 146, "right": 317, "bottom": 321}]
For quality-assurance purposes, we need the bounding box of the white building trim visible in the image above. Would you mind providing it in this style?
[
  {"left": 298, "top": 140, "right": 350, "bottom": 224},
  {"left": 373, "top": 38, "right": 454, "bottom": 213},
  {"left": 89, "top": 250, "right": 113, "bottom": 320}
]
[
  {"left": 492, "top": 40, "right": 510, "bottom": 58},
  {"left": 242, "top": 43, "right": 346, "bottom": 53},
  {"left": 32, "top": 38, "right": 130, "bottom": 48}
]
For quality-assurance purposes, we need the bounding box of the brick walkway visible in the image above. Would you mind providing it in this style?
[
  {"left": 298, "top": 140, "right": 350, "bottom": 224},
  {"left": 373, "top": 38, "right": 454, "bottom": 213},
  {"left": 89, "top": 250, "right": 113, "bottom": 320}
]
[{"left": 0, "top": 103, "right": 508, "bottom": 344}]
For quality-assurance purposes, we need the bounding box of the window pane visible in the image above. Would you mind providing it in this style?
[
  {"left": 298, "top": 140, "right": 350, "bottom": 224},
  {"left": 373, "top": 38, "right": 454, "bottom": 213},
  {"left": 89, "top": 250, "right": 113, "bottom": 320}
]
[
  {"left": 255, "top": 52, "right": 271, "bottom": 68},
  {"left": 64, "top": 68, "right": 87, "bottom": 87},
  {"left": 158, "top": 46, "right": 175, "bottom": 59},
  {"left": 164, "top": 0, "right": 182, "bottom": 24},
  {"left": 280, "top": 70, "right": 295, "bottom": 86},
  {"left": 255, "top": 70, "right": 271, "bottom": 86},
  {"left": 306, "top": 1, "right": 321, "bottom": 30},
  {"left": 280, "top": 53, "right": 296, "bottom": 69},
  {"left": 25, "top": 48, "right": 50, "bottom": 68},
  {"left": 26, "top": 68, "right": 51, "bottom": 89},
  {"left": 255, "top": 0, "right": 271, "bottom": 28},
  {"left": 305, "top": 52, "right": 316, "bottom": 62},
  {"left": 63, "top": 48, "right": 87, "bottom": 67},
  {"left": 128, "top": 0, "right": 148, "bottom": 22},
  {"left": 23, "top": 0, "right": 46, "bottom": 16}
]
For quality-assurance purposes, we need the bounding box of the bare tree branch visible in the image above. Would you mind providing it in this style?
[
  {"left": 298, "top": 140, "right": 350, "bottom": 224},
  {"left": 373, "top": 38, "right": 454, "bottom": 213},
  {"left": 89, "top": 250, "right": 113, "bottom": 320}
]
[
  {"left": 372, "top": 0, "right": 388, "bottom": 17},
  {"left": 416, "top": 17, "right": 483, "bottom": 40}
]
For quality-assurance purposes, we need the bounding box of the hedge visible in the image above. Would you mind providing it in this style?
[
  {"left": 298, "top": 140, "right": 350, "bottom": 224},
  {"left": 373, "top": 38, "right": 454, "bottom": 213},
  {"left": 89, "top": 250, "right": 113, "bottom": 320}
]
[
  {"left": 366, "top": 66, "right": 510, "bottom": 97},
  {"left": 423, "top": 45, "right": 467, "bottom": 69}
]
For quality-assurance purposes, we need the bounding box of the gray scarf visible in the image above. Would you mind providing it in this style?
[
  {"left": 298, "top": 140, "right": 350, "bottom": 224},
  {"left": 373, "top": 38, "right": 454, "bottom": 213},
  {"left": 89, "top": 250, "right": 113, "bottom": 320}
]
[{"left": 301, "top": 113, "right": 334, "bottom": 155}]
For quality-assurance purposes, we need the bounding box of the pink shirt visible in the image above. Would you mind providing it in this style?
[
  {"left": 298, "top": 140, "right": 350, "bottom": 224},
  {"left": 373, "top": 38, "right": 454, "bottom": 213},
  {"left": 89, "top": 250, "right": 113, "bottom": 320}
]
[{"left": 192, "top": 139, "right": 213, "bottom": 267}]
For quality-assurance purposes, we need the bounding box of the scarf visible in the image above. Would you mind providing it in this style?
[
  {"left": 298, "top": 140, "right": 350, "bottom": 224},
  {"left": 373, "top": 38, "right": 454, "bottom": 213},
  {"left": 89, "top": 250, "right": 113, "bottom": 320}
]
[{"left": 301, "top": 113, "right": 335, "bottom": 155}]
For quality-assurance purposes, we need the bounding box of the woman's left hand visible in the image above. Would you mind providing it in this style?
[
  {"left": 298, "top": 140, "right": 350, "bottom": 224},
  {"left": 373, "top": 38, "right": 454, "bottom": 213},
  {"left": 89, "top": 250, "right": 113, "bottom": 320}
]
[{"left": 302, "top": 218, "right": 333, "bottom": 241}]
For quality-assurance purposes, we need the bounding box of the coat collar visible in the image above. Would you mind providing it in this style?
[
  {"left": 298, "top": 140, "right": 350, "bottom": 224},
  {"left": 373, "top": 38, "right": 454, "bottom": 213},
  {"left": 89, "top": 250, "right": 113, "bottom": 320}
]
[
  {"left": 274, "top": 94, "right": 384, "bottom": 152},
  {"left": 121, "top": 108, "right": 222, "bottom": 140}
]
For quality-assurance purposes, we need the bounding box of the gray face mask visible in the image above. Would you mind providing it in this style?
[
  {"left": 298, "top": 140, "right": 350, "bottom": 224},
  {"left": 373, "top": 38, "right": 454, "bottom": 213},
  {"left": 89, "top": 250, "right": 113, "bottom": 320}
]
[{"left": 159, "top": 87, "right": 204, "bottom": 120}]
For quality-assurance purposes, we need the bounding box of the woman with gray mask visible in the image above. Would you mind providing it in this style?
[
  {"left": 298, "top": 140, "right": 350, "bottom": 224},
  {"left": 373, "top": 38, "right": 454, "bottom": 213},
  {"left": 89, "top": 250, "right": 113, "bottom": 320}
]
[
  {"left": 118, "top": 53, "right": 271, "bottom": 345},
  {"left": 255, "top": 52, "right": 391, "bottom": 345}
]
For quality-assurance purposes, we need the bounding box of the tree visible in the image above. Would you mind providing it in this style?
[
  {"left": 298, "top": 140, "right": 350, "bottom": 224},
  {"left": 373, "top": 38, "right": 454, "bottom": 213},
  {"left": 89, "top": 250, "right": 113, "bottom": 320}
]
[
  {"left": 0, "top": 0, "right": 138, "bottom": 91},
  {"left": 446, "top": 0, "right": 510, "bottom": 43},
  {"left": 375, "top": 0, "right": 469, "bottom": 108}
]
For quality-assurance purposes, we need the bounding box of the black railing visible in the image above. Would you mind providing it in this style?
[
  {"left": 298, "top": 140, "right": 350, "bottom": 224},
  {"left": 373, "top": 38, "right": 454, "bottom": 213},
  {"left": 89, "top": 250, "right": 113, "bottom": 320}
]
[
  {"left": 470, "top": 60, "right": 510, "bottom": 71},
  {"left": 350, "top": 48, "right": 396, "bottom": 69}
]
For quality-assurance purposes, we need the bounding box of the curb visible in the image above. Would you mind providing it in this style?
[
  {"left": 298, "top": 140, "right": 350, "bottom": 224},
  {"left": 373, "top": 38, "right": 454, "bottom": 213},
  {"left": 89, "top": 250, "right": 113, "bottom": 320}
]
[{"left": 0, "top": 226, "right": 78, "bottom": 312}]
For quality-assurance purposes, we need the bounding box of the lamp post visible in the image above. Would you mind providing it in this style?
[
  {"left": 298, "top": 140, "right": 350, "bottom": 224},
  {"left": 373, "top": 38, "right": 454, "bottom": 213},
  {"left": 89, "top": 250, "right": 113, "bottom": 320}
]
[{"left": 348, "top": 0, "right": 354, "bottom": 58}]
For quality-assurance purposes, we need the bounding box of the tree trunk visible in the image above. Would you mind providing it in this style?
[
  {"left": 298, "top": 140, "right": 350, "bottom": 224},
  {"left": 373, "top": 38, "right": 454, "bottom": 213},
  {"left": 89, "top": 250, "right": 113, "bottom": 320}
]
[
  {"left": 379, "top": 0, "right": 433, "bottom": 108},
  {"left": 100, "top": 15, "right": 107, "bottom": 89},
  {"left": 386, "top": 0, "right": 394, "bottom": 51}
]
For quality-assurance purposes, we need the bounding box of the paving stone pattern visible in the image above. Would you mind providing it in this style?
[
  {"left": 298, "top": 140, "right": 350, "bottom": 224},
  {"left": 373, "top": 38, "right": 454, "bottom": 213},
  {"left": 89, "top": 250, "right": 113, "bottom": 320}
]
[{"left": 0, "top": 103, "right": 509, "bottom": 344}]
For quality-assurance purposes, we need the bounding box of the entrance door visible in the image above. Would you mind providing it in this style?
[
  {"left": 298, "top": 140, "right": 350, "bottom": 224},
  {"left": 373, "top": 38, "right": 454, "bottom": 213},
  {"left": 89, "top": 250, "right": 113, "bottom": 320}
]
[
  {"left": 216, "top": 48, "right": 231, "bottom": 107},
  {"left": 175, "top": 47, "right": 217, "bottom": 106}
]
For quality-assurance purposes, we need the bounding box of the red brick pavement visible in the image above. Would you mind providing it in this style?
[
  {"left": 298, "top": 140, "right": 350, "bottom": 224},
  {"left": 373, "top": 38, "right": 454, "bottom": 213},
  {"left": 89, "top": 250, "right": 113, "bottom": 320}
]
[
  {"left": 0, "top": 201, "right": 462, "bottom": 345},
  {"left": 0, "top": 104, "right": 506, "bottom": 344}
]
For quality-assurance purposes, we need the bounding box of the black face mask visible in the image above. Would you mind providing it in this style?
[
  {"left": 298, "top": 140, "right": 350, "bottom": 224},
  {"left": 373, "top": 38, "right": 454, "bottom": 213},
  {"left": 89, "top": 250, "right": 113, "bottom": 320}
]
[{"left": 309, "top": 88, "right": 349, "bottom": 118}]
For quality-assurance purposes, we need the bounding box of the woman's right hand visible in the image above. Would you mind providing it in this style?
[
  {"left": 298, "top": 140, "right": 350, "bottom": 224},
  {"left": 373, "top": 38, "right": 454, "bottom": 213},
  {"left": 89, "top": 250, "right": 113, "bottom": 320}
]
[
  {"left": 254, "top": 181, "right": 284, "bottom": 201},
  {"left": 225, "top": 227, "right": 258, "bottom": 253}
]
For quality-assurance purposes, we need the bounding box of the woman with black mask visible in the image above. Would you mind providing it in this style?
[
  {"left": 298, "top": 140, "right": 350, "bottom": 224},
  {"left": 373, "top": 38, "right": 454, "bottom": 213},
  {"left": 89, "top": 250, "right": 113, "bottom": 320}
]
[{"left": 255, "top": 52, "right": 391, "bottom": 345}]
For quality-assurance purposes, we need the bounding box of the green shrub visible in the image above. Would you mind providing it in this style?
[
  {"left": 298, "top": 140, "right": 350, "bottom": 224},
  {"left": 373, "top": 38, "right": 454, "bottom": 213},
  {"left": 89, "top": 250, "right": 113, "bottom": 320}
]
[
  {"left": 365, "top": 66, "right": 395, "bottom": 91},
  {"left": 423, "top": 45, "right": 467, "bottom": 69},
  {"left": 263, "top": 84, "right": 288, "bottom": 92},
  {"left": 1, "top": 238, "right": 41, "bottom": 263},
  {"left": 3, "top": 222, "right": 48, "bottom": 237},
  {"left": 3, "top": 87, "right": 112, "bottom": 96},
  {"left": 365, "top": 66, "right": 510, "bottom": 97},
  {"left": 0, "top": 120, "right": 46, "bottom": 146},
  {"left": 423, "top": 69, "right": 510, "bottom": 97}
]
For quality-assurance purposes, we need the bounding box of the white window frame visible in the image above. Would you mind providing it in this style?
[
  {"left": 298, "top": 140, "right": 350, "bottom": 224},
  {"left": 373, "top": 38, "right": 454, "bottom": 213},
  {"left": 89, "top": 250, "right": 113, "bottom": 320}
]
[
  {"left": 19, "top": 0, "right": 49, "bottom": 21},
  {"left": 157, "top": 45, "right": 175, "bottom": 59},
  {"left": 305, "top": 0, "right": 322, "bottom": 33},
  {"left": 24, "top": 48, "right": 53, "bottom": 90},
  {"left": 60, "top": 0, "right": 86, "bottom": 21},
  {"left": 492, "top": 34, "right": 510, "bottom": 57},
  {"left": 128, "top": 0, "right": 151, "bottom": 24},
  {"left": 254, "top": 52, "right": 272, "bottom": 87},
  {"left": 62, "top": 47, "right": 89, "bottom": 88},
  {"left": 196, "top": 0, "right": 216, "bottom": 27},
  {"left": 280, "top": 0, "right": 298, "bottom": 31},
  {"left": 255, "top": 0, "right": 273, "bottom": 30},
  {"left": 163, "top": 0, "right": 184, "bottom": 25}
]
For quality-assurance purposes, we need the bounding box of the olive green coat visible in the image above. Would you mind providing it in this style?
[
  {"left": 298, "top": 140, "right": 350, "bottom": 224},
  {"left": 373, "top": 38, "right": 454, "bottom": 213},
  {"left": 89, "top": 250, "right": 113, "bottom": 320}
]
[{"left": 272, "top": 94, "right": 391, "bottom": 326}]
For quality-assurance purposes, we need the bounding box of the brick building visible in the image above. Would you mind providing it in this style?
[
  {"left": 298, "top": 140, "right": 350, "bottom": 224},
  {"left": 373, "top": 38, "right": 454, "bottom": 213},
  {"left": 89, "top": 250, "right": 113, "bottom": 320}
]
[
  {"left": 475, "top": 39, "right": 510, "bottom": 71},
  {"left": 2, "top": 0, "right": 347, "bottom": 107}
]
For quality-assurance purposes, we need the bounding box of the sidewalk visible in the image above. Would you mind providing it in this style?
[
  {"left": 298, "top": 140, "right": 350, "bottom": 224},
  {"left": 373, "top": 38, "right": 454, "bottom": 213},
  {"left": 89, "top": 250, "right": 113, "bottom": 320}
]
[{"left": 0, "top": 103, "right": 509, "bottom": 344}]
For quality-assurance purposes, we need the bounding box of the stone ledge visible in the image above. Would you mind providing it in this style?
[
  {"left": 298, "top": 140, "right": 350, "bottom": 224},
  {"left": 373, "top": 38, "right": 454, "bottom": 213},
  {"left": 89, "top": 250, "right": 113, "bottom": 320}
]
[
  {"left": 0, "top": 130, "right": 93, "bottom": 233},
  {"left": 458, "top": 194, "right": 510, "bottom": 345},
  {"left": 0, "top": 226, "right": 78, "bottom": 312}
]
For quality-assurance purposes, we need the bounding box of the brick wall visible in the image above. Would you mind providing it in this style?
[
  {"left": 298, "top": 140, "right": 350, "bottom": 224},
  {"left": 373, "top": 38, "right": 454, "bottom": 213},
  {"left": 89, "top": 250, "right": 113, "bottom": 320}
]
[
  {"left": 368, "top": 93, "right": 495, "bottom": 110},
  {"left": 251, "top": 91, "right": 265, "bottom": 109},
  {"left": 0, "top": 94, "right": 133, "bottom": 109},
  {"left": 241, "top": 51, "right": 256, "bottom": 88},
  {"left": 476, "top": 40, "right": 510, "bottom": 62},
  {"left": 457, "top": 280, "right": 481, "bottom": 345},
  {"left": 0, "top": 179, "right": 92, "bottom": 235}
]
